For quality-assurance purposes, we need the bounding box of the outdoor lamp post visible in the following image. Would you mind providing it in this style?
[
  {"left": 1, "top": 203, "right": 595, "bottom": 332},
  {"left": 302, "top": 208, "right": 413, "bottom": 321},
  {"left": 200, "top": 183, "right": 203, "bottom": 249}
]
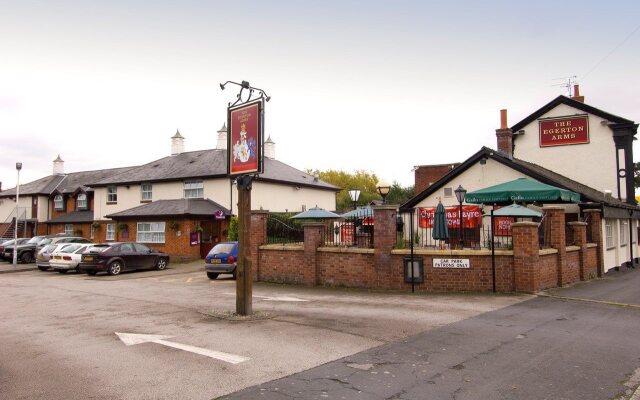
[
  {"left": 348, "top": 189, "right": 361, "bottom": 210},
  {"left": 377, "top": 180, "right": 391, "bottom": 204},
  {"left": 13, "top": 162, "right": 22, "bottom": 268},
  {"left": 454, "top": 185, "right": 467, "bottom": 248}
]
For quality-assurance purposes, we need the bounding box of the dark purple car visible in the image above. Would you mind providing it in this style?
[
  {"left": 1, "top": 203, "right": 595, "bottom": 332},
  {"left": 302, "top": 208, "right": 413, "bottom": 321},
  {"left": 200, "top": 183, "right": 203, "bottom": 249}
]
[{"left": 79, "top": 242, "right": 169, "bottom": 276}]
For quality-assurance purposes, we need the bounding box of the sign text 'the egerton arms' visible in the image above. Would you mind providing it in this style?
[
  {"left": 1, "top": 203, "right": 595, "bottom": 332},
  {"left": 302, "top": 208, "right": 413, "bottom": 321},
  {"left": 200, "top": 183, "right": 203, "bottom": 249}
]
[{"left": 538, "top": 115, "right": 589, "bottom": 147}]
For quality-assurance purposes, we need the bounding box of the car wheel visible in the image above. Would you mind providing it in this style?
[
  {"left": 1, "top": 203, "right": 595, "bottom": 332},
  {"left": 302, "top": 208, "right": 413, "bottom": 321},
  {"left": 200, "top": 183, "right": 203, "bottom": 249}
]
[
  {"left": 75, "top": 266, "right": 82, "bottom": 274},
  {"left": 20, "top": 252, "right": 33, "bottom": 264},
  {"left": 207, "top": 272, "right": 219, "bottom": 280},
  {"left": 107, "top": 261, "right": 122, "bottom": 276},
  {"left": 57, "top": 269, "right": 67, "bottom": 274},
  {"left": 87, "top": 270, "right": 97, "bottom": 276},
  {"left": 156, "top": 258, "right": 168, "bottom": 270},
  {"left": 232, "top": 268, "right": 237, "bottom": 280},
  {"left": 37, "top": 266, "right": 49, "bottom": 271}
]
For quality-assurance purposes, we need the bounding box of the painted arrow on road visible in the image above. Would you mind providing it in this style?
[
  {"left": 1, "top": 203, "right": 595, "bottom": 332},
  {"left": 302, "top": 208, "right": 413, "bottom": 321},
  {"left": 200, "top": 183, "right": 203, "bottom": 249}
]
[{"left": 115, "top": 332, "right": 249, "bottom": 364}]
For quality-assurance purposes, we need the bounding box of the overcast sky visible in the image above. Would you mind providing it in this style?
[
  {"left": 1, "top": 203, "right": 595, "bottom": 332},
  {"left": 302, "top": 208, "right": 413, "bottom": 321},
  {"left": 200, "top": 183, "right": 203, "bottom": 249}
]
[{"left": 1, "top": 0, "right": 639, "bottom": 190}]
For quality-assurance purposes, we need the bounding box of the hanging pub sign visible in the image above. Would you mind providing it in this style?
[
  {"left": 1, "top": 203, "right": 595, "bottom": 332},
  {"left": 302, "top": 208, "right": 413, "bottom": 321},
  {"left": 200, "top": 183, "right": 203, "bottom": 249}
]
[
  {"left": 418, "top": 206, "right": 482, "bottom": 229},
  {"left": 227, "top": 99, "right": 264, "bottom": 176},
  {"left": 539, "top": 115, "right": 589, "bottom": 147}
]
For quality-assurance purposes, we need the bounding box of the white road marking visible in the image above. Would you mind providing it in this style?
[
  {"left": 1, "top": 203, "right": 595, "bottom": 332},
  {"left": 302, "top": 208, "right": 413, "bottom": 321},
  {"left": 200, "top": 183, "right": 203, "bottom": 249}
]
[
  {"left": 255, "top": 296, "right": 309, "bottom": 302},
  {"left": 115, "top": 332, "right": 249, "bottom": 364}
]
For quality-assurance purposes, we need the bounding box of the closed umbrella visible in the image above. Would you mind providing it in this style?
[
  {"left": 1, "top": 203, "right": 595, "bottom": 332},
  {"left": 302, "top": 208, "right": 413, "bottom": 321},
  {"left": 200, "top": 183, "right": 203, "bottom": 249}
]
[
  {"left": 431, "top": 201, "right": 449, "bottom": 246},
  {"left": 291, "top": 206, "right": 340, "bottom": 220}
]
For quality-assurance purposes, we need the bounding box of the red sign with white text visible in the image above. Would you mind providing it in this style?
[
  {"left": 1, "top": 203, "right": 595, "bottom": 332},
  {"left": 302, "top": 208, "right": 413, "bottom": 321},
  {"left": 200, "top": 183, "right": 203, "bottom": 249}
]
[
  {"left": 492, "top": 206, "right": 513, "bottom": 236},
  {"left": 539, "top": 116, "right": 589, "bottom": 147},
  {"left": 418, "top": 206, "right": 482, "bottom": 229}
]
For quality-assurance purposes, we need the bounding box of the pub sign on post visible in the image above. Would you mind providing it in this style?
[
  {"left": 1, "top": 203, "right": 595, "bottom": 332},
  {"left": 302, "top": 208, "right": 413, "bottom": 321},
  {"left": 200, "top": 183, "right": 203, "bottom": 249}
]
[{"left": 227, "top": 99, "right": 264, "bottom": 177}]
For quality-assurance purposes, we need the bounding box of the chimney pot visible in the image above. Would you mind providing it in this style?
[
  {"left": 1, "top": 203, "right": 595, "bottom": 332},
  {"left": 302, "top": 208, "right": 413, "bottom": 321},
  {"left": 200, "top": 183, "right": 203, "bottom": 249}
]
[
  {"left": 571, "top": 84, "right": 585, "bottom": 102},
  {"left": 500, "top": 109, "right": 508, "bottom": 129}
]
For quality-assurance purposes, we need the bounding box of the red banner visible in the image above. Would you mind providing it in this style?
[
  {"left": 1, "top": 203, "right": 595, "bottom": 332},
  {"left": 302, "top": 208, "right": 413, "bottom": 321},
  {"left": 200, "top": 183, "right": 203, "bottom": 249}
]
[
  {"left": 228, "top": 101, "right": 262, "bottom": 176},
  {"left": 418, "top": 206, "right": 482, "bottom": 229},
  {"left": 539, "top": 116, "right": 589, "bottom": 147},
  {"left": 492, "top": 206, "right": 513, "bottom": 236}
]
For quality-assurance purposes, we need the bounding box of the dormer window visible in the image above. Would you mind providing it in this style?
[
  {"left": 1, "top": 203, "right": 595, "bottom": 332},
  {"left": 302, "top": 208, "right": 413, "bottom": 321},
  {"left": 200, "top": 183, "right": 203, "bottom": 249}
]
[
  {"left": 77, "top": 193, "right": 87, "bottom": 210},
  {"left": 54, "top": 195, "right": 64, "bottom": 210}
]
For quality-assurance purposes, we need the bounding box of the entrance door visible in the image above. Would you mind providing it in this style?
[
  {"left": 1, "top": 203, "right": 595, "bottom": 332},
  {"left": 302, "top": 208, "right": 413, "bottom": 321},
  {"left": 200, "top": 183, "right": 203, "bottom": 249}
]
[{"left": 199, "top": 220, "right": 217, "bottom": 258}]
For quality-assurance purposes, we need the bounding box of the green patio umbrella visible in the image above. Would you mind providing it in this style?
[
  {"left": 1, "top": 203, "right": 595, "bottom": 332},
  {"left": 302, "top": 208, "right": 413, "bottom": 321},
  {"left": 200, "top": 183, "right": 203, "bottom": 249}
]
[
  {"left": 465, "top": 178, "right": 580, "bottom": 204},
  {"left": 291, "top": 206, "right": 340, "bottom": 220},
  {"left": 431, "top": 201, "right": 449, "bottom": 241}
]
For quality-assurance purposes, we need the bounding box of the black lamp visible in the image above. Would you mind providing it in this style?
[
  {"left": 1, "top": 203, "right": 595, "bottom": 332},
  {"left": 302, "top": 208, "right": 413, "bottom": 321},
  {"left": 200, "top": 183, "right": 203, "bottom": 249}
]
[
  {"left": 454, "top": 185, "right": 467, "bottom": 248},
  {"left": 348, "top": 189, "right": 361, "bottom": 210}
]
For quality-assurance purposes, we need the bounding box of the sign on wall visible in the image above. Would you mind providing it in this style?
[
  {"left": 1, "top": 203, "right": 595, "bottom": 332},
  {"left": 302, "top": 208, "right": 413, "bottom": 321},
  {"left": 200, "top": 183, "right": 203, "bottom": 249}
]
[
  {"left": 433, "top": 258, "right": 470, "bottom": 269},
  {"left": 418, "top": 206, "right": 482, "bottom": 229},
  {"left": 539, "top": 115, "right": 589, "bottom": 147},
  {"left": 227, "top": 100, "right": 263, "bottom": 176}
]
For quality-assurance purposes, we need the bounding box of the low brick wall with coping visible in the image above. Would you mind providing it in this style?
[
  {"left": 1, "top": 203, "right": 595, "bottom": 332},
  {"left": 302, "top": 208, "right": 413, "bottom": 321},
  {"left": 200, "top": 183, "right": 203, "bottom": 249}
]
[{"left": 252, "top": 206, "right": 604, "bottom": 293}]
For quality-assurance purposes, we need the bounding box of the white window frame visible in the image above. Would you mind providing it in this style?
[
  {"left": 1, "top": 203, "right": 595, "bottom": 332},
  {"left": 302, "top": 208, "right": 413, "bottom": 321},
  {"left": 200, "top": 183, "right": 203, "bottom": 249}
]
[
  {"left": 90, "top": 224, "right": 95, "bottom": 240},
  {"left": 107, "top": 186, "right": 117, "bottom": 203},
  {"left": 77, "top": 193, "right": 87, "bottom": 210},
  {"left": 620, "top": 220, "right": 628, "bottom": 247},
  {"left": 184, "top": 180, "right": 204, "bottom": 199},
  {"left": 136, "top": 222, "right": 166, "bottom": 243},
  {"left": 141, "top": 183, "right": 152, "bottom": 201},
  {"left": 106, "top": 223, "right": 115, "bottom": 241},
  {"left": 605, "top": 221, "right": 615, "bottom": 249},
  {"left": 54, "top": 195, "right": 64, "bottom": 210},
  {"left": 64, "top": 224, "right": 73, "bottom": 235}
]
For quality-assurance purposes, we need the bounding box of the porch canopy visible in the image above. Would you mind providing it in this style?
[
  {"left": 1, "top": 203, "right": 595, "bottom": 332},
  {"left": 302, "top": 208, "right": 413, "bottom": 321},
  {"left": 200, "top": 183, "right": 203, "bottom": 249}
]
[{"left": 465, "top": 178, "right": 580, "bottom": 205}]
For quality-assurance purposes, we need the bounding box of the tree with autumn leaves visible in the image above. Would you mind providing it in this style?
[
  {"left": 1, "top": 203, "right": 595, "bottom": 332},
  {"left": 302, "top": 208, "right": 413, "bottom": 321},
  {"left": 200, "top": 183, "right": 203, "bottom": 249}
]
[{"left": 307, "top": 169, "right": 414, "bottom": 212}]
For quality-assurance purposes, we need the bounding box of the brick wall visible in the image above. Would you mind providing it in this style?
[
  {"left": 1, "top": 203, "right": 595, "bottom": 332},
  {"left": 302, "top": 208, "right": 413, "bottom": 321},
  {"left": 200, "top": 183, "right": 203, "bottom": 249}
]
[
  {"left": 258, "top": 246, "right": 305, "bottom": 284},
  {"left": 414, "top": 164, "right": 459, "bottom": 194},
  {"left": 584, "top": 245, "right": 598, "bottom": 279},
  {"left": 537, "top": 252, "right": 559, "bottom": 291},
  {"left": 317, "top": 249, "right": 375, "bottom": 288},
  {"left": 565, "top": 247, "right": 581, "bottom": 285}
]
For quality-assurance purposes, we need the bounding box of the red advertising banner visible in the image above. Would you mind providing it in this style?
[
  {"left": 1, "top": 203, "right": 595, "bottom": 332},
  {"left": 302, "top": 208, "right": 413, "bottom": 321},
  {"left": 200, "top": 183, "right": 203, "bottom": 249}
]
[
  {"left": 418, "top": 206, "right": 482, "bottom": 229},
  {"left": 492, "top": 206, "right": 513, "bottom": 236},
  {"left": 228, "top": 100, "right": 262, "bottom": 176},
  {"left": 539, "top": 115, "right": 589, "bottom": 147}
]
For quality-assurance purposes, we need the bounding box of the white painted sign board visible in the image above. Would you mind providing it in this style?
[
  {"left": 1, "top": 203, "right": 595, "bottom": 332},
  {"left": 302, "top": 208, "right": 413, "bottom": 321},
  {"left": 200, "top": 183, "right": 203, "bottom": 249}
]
[{"left": 433, "top": 258, "right": 470, "bottom": 269}]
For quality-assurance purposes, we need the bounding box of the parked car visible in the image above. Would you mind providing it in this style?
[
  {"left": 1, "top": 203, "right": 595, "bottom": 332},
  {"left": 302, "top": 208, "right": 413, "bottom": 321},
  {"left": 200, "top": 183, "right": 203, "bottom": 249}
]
[
  {"left": 50, "top": 243, "right": 93, "bottom": 274},
  {"left": 36, "top": 235, "right": 91, "bottom": 254},
  {"left": 0, "top": 238, "right": 30, "bottom": 259},
  {"left": 79, "top": 242, "right": 170, "bottom": 276},
  {"left": 36, "top": 241, "right": 88, "bottom": 270},
  {"left": 204, "top": 241, "right": 238, "bottom": 280},
  {"left": 2, "top": 235, "right": 50, "bottom": 263}
]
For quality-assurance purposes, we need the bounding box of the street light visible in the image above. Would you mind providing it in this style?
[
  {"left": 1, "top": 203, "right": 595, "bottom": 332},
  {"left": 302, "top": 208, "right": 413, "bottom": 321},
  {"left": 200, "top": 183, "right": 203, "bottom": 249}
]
[
  {"left": 377, "top": 180, "right": 391, "bottom": 204},
  {"left": 348, "top": 189, "right": 361, "bottom": 210},
  {"left": 454, "top": 184, "right": 467, "bottom": 249},
  {"left": 13, "top": 162, "right": 22, "bottom": 268}
]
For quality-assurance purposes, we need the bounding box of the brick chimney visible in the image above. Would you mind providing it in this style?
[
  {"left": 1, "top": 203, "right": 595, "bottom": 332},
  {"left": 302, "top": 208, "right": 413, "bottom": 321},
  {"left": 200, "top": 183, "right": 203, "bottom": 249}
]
[
  {"left": 571, "top": 84, "right": 584, "bottom": 103},
  {"left": 496, "top": 109, "right": 513, "bottom": 158}
]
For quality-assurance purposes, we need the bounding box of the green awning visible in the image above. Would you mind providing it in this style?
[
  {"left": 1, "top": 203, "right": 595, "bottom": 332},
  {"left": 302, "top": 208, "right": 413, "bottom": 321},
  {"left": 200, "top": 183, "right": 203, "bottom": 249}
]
[{"left": 465, "top": 178, "right": 581, "bottom": 204}]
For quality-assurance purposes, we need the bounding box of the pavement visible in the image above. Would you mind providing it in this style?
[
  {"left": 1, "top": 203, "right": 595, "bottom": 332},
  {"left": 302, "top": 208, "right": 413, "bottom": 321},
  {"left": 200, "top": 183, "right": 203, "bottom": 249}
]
[{"left": 221, "top": 267, "right": 640, "bottom": 400}]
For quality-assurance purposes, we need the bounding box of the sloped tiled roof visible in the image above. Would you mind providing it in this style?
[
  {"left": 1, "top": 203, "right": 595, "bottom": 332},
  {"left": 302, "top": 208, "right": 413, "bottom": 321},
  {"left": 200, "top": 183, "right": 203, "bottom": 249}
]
[
  {"left": 511, "top": 95, "right": 632, "bottom": 132},
  {"left": 45, "top": 210, "right": 94, "bottom": 224},
  {"left": 402, "top": 147, "right": 637, "bottom": 211},
  {"left": 90, "top": 149, "right": 339, "bottom": 191},
  {"left": 0, "top": 167, "right": 135, "bottom": 198},
  {"left": 105, "top": 198, "right": 231, "bottom": 218}
]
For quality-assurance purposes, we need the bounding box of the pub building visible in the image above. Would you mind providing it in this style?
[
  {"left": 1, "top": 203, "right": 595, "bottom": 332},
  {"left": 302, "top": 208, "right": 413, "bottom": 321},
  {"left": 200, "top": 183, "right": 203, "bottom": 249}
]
[{"left": 405, "top": 85, "right": 640, "bottom": 273}]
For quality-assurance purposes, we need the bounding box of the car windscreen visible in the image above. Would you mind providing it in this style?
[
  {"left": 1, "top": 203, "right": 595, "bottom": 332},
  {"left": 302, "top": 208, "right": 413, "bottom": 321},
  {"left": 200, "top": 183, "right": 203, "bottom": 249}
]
[
  {"left": 38, "top": 238, "right": 52, "bottom": 246},
  {"left": 26, "top": 236, "right": 43, "bottom": 244},
  {"left": 61, "top": 244, "right": 82, "bottom": 253},
  {"left": 42, "top": 244, "right": 58, "bottom": 253},
  {"left": 85, "top": 245, "right": 111, "bottom": 253},
  {"left": 209, "top": 243, "right": 235, "bottom": 255}
]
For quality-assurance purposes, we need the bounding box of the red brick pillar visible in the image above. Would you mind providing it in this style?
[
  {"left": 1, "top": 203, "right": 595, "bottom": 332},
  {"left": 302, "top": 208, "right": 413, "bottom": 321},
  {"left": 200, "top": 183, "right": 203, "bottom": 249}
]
[
  {"left": 512, "top": 222, "right": 540, "bottom": 293},
  {"left": 569, "top": 221, "right": 588, "bottom": 281},
  {"left": 250, "top": 211, "right": 268, "bottom": 281},
  {"left": 544, "top": 206, "right": 566, "bottom": 286},
  {"left": 303, "top": 223, "right": 325, "bottom": 287},
  {"left": 583, "top": 209, "right": 604, "bottom": 277},
  {"left": 373, "top": 205, "right": 397, "bottom": 288}
]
